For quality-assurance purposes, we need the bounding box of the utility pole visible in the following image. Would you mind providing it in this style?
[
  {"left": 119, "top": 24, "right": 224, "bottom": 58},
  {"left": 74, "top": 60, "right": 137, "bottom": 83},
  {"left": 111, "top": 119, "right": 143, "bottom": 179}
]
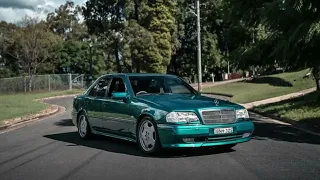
[
  {"left": 196, "top": 0, "right": 202, "bottom": 92},
  {"left": 227, "top": 46, "right": 230, "bottom": 75},
  {"left": 89, "top": 43, "right": 93, "bottom": 85}
]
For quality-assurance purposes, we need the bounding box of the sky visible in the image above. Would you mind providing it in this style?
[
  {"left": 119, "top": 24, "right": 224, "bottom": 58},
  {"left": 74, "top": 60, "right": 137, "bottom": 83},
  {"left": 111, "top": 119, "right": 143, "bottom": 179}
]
[{"left": 0, "top": 0, "right": 86, "bottom": 23}]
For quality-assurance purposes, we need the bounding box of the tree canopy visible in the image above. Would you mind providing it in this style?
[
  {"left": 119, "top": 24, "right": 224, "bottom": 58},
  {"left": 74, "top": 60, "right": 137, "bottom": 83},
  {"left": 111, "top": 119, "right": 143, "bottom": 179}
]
[{"left": 0, "top": 0, "right": 318, "bottom": 94}]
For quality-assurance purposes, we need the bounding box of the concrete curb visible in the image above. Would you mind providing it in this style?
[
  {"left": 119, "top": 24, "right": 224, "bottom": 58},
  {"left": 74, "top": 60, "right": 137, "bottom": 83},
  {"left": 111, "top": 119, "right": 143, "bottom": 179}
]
[
  {"left": 0, "top": 93, "right": 80, "bottom": 131},
  {"left": 241, "top": 87, "right": 319, "bottom": 136},
  {"left": 241, "top": 87, "right": 316, "bottom": 109}
]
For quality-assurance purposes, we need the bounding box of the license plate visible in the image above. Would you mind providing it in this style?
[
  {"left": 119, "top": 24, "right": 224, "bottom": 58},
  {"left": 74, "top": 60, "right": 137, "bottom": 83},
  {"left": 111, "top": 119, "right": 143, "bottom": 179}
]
[{"left": 214, "top": 127, "right": 233, "bottom": 134}]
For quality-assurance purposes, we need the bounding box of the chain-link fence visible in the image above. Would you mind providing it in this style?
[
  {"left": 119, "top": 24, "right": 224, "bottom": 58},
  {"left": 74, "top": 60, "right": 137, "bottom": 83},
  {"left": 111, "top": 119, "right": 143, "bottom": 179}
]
[{"left": 0, "top": 74, "right": 86, "bottom": 94}]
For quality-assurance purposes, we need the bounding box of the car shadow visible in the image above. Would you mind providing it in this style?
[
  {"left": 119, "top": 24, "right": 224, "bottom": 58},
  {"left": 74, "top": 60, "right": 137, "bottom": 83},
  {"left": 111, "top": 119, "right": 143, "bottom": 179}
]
[
  {"left": 246, "top": 76, "right": 293, "bottom": 87},
  {"left": 43, "top": 132, "right": 235, "bottom": 158},
  {"left": 250, "top": 113, "right": 320, "bottom": 144},
  {"left": 54, "top": 119, "right": 74, "bottom": 126}
]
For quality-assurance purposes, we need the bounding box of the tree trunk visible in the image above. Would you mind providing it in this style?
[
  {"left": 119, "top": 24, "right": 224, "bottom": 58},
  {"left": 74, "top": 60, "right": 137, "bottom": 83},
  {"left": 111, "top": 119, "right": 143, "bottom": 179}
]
[
  {"left": 316, "top": 78, "right": 320, "bottom": 98},
  {"left": 28, "top": 77, "right": 32, "bottom": 92},
  {"left": 136, "top": 61, "right": 140, "bottom": 73},
  {"left": 312, "top": 67, "right": 320, "bottom": 101},
  {"left": 114, "top": 42, "right": 121, "bottom": 73},
  {"left": 28, "top": 67, "right": 32, "bottom": 92},
  {"left": 134, "top": 0, "right": 139, "bottom": 22}
]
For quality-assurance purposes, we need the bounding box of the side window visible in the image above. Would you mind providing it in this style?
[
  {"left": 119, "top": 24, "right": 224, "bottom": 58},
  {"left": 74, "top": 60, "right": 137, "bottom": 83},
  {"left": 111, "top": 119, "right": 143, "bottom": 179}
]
[
  {"left": 107, "top": 77, "right": 126, "bottom": 97},
  {"left": 88, "top": 77, "right": 111, "bottom": 98},
  {"left": 88, "top": 84, "right": 98, "bottom": 96}
]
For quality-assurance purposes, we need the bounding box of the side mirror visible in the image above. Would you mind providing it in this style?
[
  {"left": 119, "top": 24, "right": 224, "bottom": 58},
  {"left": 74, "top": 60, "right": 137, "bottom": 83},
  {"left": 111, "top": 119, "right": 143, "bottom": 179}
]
[
  {"left": 112, "top": 92, "right": 131, "bottom": 103},
  {"left": 111, "top": 92, "right": 128, "bottom": 99}
]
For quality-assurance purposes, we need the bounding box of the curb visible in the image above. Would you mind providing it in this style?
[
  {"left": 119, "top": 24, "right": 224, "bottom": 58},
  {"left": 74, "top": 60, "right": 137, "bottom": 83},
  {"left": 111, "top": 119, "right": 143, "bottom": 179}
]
[
  {"left": 201, "top": 92, "right": 233, "bottom": 98},
  {"left": 241, "top": 87, "right": 316, "bottom": 109},
  {"left": 35, "top": 93, "right": 81, "bottom": 102},
  {"left": 241, "top": 87, "right": 319, "bottom": 136},
  {"left": 250, "top": 109, "right": 320, "bottom": 136},
  {"left": 0, "top": 93, "right": 80, "bottom": 131}
]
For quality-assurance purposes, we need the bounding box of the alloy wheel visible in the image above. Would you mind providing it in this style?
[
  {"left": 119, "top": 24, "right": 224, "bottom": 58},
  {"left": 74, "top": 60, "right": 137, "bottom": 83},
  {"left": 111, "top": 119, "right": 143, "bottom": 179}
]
[{"left": 139, "top": 120, "right": 157, "bottom": 152}]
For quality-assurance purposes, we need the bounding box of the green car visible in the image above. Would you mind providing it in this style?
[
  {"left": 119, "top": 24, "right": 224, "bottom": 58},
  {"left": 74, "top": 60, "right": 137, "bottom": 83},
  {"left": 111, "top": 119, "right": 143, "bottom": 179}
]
[{"left": 72, "top": 73, "right": 254, "bottom": 154}]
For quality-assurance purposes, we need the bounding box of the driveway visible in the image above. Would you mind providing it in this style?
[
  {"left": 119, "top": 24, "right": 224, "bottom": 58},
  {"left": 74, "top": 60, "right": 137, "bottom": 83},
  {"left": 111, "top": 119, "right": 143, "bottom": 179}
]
[{"left": 0, "top": 97, "right": 319, "bottom": 180}]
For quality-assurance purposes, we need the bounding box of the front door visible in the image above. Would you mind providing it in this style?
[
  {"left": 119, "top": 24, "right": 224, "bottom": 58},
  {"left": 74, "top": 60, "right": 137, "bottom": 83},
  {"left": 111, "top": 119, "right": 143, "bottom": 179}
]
[
  {"left": 85, "top": 76, "right": 111, "bottom": 130},
  {"left": 102, "top": 77, "right": 136, "bottom": 139}
]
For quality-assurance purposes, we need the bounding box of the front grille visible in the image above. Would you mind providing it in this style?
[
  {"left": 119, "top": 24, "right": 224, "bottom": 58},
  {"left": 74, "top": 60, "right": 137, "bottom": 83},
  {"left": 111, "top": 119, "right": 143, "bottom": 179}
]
[{"left": 201, "top": 109, "right": 237, "bottom": 124}]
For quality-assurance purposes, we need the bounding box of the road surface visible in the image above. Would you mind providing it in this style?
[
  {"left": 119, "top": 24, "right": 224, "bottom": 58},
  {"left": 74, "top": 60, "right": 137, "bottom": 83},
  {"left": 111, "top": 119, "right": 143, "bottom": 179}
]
[{"left": 0, "top": 97, "right": 319, "bottom": 180}]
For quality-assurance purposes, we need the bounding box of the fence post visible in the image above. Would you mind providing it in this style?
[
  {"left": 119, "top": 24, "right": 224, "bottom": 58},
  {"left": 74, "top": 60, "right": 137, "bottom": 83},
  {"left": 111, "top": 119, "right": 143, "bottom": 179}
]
[
  {"left": 48, "top": 75, "right": 51, "bottom": 91},
  {"left": 81, "top": 74, "right": 84, "bottom": 89},
  {"left": 24, "top": 76, "right": 27, "bottom": 92},
  {"left": 68, "top": 73, "right": 72, "bottom": 90}
]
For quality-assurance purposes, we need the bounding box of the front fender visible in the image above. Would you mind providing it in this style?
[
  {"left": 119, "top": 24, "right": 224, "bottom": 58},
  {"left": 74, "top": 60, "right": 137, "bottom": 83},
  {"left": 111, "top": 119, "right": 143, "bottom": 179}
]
[{"left": 139, "top": 108, "right": 168, "bottom": 123}]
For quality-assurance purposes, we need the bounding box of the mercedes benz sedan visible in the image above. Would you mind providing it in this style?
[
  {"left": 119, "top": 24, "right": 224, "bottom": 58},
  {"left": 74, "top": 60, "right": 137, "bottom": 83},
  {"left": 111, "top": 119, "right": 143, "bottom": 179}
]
[{"left": 72, "top": 73, "right": 254, "bottom": 154}]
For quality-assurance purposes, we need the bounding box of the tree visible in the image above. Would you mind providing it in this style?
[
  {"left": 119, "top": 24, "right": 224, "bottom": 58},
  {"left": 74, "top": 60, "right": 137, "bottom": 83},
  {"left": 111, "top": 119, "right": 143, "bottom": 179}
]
[
  {"left": 0, "top": 21, "right": 20, "bottom": 78},
  {"left": 141, "top": 0, "right": 178, "bottom": 73},
  {"left": 13, "top": 16, "right": 62, "bottom": 91},
  {"left": 82, "top": 0, "right": 126, "bottom": 73},
  {"left": 122, "top": 20, "right": 159, "bottom": 73},
  {"left": 47, "top": 1, "right": 88, "bottom": 40},
  {"left": 225, "top": 0, "right": 320, "bottom": 96}
]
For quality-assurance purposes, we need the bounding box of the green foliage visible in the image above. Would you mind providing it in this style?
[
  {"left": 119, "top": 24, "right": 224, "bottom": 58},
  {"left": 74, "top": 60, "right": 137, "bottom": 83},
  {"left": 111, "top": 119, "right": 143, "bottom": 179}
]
[
  {"left": 122, "top": 20, "right": 160, "bottom": 73},
  {"left": 47, "top": 1, "right": 87, "bottom": 40},
  {"left": 13, "top": 16, "right": 62, "bottom": 77},
  {"left": 225, "top": 0, "right": 320, "bottom": 91},
  {"left": 142, "top": 0, "right": 177, "bottom": 73},
  {"left": 3, "top": 0, "right": 318, "bottom": 93}
]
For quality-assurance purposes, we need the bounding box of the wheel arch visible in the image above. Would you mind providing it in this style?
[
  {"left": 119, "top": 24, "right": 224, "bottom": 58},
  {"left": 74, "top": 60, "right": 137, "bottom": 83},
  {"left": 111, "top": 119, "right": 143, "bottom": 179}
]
[
  {"left": 76, "top": 109, "right": 88, "bottom": 126},
  {"left": 136, "top": 113, "right": 155, "bottom": 130}
]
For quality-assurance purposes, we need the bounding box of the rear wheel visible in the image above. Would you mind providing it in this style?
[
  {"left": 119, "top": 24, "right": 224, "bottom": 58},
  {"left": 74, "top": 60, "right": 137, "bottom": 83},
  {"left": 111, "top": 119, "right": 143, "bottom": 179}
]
[
  {"left": 137, "top": 117, "right": 161, "bottom": 155},
  {"left": 77, "top": 113, "right": 92, "bottom": 139}
]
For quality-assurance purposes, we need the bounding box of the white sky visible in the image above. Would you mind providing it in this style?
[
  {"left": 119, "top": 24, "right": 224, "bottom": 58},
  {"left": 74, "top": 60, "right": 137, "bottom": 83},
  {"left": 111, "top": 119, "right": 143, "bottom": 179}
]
[{"left": 0, "top": 0, "right": 86, "bottom": 23}]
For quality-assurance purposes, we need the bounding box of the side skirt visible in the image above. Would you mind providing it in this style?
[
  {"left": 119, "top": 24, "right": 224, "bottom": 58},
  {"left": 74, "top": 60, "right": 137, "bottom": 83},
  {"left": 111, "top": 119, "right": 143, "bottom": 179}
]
[{"left": 91, "top": 127, "right": 137, "bottom": 143}]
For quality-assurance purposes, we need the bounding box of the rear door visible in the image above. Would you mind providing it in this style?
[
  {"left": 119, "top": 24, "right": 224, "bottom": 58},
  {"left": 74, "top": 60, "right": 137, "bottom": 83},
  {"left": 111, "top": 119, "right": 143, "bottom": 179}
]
[{"left": 85, "top": 76, "right": 112, "bottom": 129}]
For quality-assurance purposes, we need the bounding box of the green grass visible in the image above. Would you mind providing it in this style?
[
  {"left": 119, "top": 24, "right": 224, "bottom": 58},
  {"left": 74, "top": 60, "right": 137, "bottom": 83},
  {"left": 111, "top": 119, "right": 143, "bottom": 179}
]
[
  {"left": 253, "top": 91, "right": 320, "bottom": 131},
  {"left": 203, "top": 69, "right": 316, "bottom": 104},
  {"left": 0, "top": 89, "right": 84, "bottom": 122}
]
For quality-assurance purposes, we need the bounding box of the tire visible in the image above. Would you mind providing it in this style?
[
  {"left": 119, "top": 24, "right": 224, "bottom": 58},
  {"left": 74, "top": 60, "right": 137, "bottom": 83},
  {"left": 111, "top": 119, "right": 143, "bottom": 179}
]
[
  {"left": 77, "top": 112, "right": 92, "bottom": 140},
  {"left": 137, "top": 116, "right": 162, "bottom": 155}
]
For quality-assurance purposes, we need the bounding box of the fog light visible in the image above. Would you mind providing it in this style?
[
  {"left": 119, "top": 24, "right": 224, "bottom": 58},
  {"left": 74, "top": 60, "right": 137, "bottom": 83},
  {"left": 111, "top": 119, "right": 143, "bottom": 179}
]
[
  {"left": 183, "top": 138, "right": 195, "bottom": 143},
  {"left": 242, "top": 133, "right": 251, "bottom": 138}
]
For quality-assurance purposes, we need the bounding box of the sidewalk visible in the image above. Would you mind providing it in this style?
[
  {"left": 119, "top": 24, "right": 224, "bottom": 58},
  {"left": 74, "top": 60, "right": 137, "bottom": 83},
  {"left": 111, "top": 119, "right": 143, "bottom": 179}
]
[{"left": 242, "top": 87, "right": 316, "bottom": 109}]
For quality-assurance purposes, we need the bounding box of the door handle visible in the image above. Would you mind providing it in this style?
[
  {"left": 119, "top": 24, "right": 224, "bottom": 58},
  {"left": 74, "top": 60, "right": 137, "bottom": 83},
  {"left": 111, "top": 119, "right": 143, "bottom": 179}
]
[{"left": 102, "top": 102, "right": 109, "bottom": 107}]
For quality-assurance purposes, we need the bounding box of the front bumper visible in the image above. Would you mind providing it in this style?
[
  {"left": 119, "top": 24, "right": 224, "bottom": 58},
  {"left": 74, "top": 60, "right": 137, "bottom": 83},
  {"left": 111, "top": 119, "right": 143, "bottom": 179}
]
[{"left": 157, "top": 120, "right": 254, "bottom": 148}]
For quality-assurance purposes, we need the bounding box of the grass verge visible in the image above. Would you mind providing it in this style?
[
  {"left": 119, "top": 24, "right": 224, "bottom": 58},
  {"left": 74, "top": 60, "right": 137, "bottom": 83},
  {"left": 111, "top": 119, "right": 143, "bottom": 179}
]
[
  {"left": 253, "top": 91, "right": 320, "bottom": 133},
  {"left": 203, "top": 69, "right": 315, "bottom": 104},
  {"left": 0, "top": 89, "right": 84, "bottom": 122}
]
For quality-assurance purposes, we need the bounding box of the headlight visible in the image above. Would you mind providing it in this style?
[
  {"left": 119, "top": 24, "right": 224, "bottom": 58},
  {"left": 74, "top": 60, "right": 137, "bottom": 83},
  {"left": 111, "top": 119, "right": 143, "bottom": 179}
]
[
  {"left": 166, "top": 112, "right": 199, "bottom": 123},
  {"left": 236, "top": 109, "right": 249, "bottom": 119}
]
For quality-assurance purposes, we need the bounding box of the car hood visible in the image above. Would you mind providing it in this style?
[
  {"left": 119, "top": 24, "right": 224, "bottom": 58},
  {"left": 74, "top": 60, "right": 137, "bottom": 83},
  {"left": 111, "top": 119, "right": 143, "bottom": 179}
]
[{"left": 137, "top": 94, "right": 243, "bottom": 111}]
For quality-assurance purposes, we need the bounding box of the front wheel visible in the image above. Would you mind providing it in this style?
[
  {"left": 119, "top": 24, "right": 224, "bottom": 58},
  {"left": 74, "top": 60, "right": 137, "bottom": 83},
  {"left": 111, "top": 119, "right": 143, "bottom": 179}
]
[
  {"left": 77, "top": 113, "right": 92, "bottom": 139},
  {"left": 137, "top": 117, "right": 161, "bottom": 155}
]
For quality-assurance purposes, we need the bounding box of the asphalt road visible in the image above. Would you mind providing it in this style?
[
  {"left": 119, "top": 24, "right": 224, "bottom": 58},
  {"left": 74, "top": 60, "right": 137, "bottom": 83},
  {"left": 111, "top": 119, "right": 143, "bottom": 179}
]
[{"left": 0, "top": 97, "right": 320, "bottom": 180}]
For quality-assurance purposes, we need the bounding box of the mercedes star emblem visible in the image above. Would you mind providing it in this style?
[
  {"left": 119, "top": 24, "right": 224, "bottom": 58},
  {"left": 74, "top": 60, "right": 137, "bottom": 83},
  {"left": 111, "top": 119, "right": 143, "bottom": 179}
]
[{"left": 214, "top": 99, "right": 219, "bottom": 106}]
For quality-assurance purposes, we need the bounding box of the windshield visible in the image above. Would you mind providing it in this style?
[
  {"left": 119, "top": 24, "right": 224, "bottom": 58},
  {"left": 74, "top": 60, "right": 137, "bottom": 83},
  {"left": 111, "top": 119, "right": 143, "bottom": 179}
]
[{"left": 129, "top": 76, "right": 196, "bottom": 96}]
